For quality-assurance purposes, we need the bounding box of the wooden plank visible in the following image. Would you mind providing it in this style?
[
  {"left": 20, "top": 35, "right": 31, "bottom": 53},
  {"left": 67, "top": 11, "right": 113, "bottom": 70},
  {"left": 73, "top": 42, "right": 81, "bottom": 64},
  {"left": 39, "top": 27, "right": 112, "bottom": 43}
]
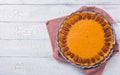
[
  {"left": 0, "top": 54, "right": 119, "bottom": 75},
  {"left": 0, "top": 23, "right": 49, "bottom": 40},
  {"left": 0, "top": 39, "right": 52, "bottom": 57},
  {"left": 0, "top": 58, "right": 84, "bottom": 75},
  {"left": 0, "top": 5, "right": 120, "bottom": 22},
  {"left": 0, "top": 22, "right": 120, "bottom": 40},
  {"left": 0, "top": 0, "right": 120, "bottom": 5}
]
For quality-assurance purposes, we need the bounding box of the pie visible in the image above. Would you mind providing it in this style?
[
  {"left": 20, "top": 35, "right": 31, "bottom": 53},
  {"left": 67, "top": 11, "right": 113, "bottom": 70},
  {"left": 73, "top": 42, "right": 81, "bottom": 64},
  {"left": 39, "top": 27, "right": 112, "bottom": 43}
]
[{"left": 57, "top": 11, "right": 114, "bottom": 68}]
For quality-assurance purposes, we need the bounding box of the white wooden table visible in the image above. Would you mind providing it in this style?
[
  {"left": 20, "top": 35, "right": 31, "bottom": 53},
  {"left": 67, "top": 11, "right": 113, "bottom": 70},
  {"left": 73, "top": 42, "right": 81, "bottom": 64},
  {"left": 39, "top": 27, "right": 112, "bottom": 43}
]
[{"left": 0, "top": 0, "right": 120, "bottom": 75}]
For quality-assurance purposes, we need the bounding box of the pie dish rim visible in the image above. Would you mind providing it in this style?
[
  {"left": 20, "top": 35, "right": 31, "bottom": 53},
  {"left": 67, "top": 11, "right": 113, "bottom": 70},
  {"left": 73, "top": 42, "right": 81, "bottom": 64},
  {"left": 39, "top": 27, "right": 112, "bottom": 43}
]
[{"left": 56, "top": 10, "right": 116, "bottom": 68}]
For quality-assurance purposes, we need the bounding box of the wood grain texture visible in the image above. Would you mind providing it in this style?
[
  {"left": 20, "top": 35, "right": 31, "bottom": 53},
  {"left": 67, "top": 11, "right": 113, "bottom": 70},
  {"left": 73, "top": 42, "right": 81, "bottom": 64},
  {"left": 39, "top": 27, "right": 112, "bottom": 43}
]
[
  {"left": 0, "top": 23, "right": 48, "bottom": 40},
  {"left": 0, "top": 39, "right": 52, "bottom": 57},
  {"left": 0, "top": 54, "right": 119, "bottom": 75},
  {"left": 0, "top": 5, "right": 120, "bottom": 22},
  {"left": 0, "top": 57, "right": 84, "bottom": 75},
  {"left": 0, "top": 22, "right": 120, "bottom": 40},
  {"left": 0, "top": 0, "right": 120, "bottom": 5}
]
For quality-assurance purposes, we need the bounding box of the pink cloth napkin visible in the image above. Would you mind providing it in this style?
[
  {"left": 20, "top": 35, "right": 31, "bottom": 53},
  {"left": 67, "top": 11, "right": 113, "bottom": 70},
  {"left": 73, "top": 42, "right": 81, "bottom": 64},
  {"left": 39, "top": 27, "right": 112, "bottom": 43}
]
[{"left": 46, "top": 6, "right": 119, "bottom": 75}]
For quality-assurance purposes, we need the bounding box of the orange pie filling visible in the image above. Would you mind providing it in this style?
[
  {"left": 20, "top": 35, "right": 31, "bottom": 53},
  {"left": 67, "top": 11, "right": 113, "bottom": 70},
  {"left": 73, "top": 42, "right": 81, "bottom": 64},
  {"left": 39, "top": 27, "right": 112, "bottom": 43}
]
[{"left": 58, "top": 11, "right": 114, "bottom": 67}]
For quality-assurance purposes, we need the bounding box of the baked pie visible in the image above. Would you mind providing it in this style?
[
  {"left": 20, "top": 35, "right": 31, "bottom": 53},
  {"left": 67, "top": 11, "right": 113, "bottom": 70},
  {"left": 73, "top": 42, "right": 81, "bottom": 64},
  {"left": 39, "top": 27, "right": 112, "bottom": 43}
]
[{"left": 57, "top": 11, "right": 115, "bottom": 68}]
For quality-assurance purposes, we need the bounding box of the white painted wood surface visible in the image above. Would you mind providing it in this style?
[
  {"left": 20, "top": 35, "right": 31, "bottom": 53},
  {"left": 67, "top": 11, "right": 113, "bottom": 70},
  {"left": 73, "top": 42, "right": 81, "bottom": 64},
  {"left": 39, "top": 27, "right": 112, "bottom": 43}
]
[{"left": 0, "top": 0, "right": 120, "bottom": 75}]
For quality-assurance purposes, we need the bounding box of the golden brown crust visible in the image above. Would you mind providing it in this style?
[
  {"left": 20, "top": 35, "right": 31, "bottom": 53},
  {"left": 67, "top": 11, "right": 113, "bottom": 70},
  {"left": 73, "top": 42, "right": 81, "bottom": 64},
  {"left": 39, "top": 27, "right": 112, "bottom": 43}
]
[
  {"left": 105, "top": 38, "right": 112, "bottom": 42},
  {"left": 91, "top": 57, "right": 96, "bottom": 63},
  {"left": 86, "top": 59, "right": 91, "bottom": 65},
  {"left": 102, "top": 46, "right": 108, "bottom": 53},
  {"left": 81, "top": 59, "right": 86, "bottom": 64},
  {"left": 101, "top": 21, "right": 107, "bottom": 27},
  {"left": 61, "top": 43, "right": 66, "bottom": 47},
  {"left": 77, "top": 57, "right": 82, "bottom": 63},
  {"left": 103, "top": 26, "right": 111, "bottom": 32},
  {"left": 66, "top": 51, "right": 71, "bottom": 55},
  {"left": 61, "top": 30, "right": 68, "bottom": 35},
  {"left": 70, "top": 53, "right": 74, "bottom": 58},
  {"left": 91, "top": 14, "right": 96, "bottom": 20},
  {"left": 73, "top": 56, "right": 79, "bottom": 62},
  {"left": 65, "top": 23, "right": 72, "bottom": 28},
  {"left": 82, "top": 14, "right": 86, "bottom": 19},
  {"left": 95, "top": 14, "right": 101, "bottom": 22},
  {"left": 62, "top": 46, "right": 69, "bottom": 52},
  {"left": 99, "top": 51, "right": 104, "bottom": 57},
  {"left": 95, "top": 55, "right": 100, "bottom": 60},
  {"left": 86, "top": 13, "right": 91, "bottom": 19},
  {"left": 105, "top": 42, "right": 111, "bottom": 46}
]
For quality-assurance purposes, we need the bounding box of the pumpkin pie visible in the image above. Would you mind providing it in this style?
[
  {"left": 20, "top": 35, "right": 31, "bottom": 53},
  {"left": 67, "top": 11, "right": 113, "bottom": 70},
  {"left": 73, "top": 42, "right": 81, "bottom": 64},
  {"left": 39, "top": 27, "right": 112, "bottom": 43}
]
[{"left": 57, "top": 11, "right": 114, "bottom": 68}]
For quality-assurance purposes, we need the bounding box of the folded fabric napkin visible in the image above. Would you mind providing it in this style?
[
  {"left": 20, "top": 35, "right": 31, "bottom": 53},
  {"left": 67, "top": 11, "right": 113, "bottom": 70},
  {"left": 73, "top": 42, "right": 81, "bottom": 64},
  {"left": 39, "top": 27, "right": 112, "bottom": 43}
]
[{"left": 46, "top": 6, "right": 119, "bottom": 75}]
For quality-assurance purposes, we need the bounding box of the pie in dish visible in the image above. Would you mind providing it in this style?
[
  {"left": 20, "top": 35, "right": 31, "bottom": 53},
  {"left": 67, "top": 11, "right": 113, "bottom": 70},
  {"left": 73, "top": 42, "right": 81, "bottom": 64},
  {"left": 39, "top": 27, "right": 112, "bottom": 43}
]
[{"left": 57, "top": 11, "right": 114, "bottom": 68}]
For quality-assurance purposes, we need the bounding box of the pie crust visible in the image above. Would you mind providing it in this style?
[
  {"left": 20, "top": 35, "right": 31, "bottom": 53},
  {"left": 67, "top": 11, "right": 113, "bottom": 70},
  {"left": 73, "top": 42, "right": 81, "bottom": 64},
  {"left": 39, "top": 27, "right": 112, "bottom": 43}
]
[{"left": 57, "top": 11, "right": 115, "bottom": 68}]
